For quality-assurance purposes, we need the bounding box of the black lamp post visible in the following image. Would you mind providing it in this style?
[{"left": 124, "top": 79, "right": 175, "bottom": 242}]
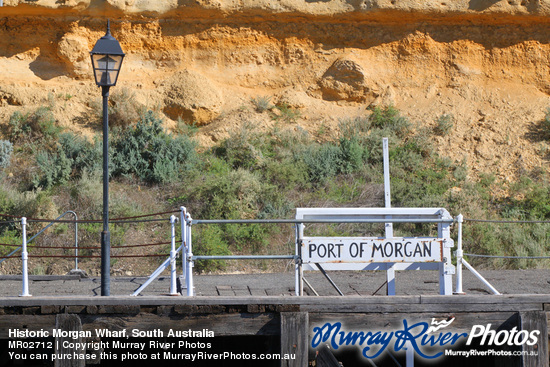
[{"left": 90, "top": 20, "right": 125, "bottom": 296}]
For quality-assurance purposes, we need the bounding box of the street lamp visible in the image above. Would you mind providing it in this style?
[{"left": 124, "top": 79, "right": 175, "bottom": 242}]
[{"left": 90, "top": 20, "right": 125, "bottom": 296}]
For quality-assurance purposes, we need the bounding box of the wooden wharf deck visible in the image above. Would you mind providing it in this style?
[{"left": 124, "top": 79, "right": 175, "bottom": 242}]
[
  {"left": 0, "top": 271, "right": 550, "bottom": 366},
  {"left": 0, "top": 294, "right": 548, "bottom": 366}
]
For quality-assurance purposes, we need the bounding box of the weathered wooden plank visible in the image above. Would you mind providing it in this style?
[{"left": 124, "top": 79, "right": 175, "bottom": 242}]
[
  {"left": 79, "top": 313, "right": 280, "bottom": 336},
  {"left": 0, "top": 275, "right": 82, "bottom": 281},
  {"left": 216, "top": 285, "right": 235, "bottom": 296},
  {"left": 302, "top": 303, "right": 543, "bottom": 313},
  {"left": 248, "top": 287, "right": 267, "bottom": 296},
  {"left": 265, "top": 288, "right": 288, "bottom": 296},
  {"left": 0, "top": 315, "right": 56, "bottom": 338},
  {"left": 492, "top": 313, "right": 524, "bottom": 367},
  {"left": 520, "top": 311, "right": 548, "bottom": 367},
  {"left": 315, "top": 345, "right": 340, "bottom": 367},
  {"left": 0, "top": 295, "right": 546, "bottom": 311},
  {"left": 280, "top": 312, "right": 308, "bottom": 367},
  {"left": 421, "top": 294, "right": 550, "bottom": 304},
  {"left": 0, "top": 295, "right": 419, "bottom": 307},
  {"left": 55, "top": 314, "right": 85, "bottom": 367},
  {"left": 309, "top": 312, "right": 518, "bottom": 333}
]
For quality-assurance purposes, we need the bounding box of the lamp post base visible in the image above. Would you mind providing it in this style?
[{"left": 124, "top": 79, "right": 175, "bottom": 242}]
[{"left": 101, "top": 230, "right": 110, "bottom": 296}]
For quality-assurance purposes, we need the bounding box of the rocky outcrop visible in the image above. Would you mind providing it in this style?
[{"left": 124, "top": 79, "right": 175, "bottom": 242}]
[
  {"left": 1, "top": 0, "right": 550, "bottom": 180},
  {"left": 317, "top": 57, "right": 377, "bottom": 103},
  {"left": 57, "top": 31, "right": 91, "bottom": 78},
  {"left": 3, "top": 0, "right": 550, "bottom": 18},
  {"left": 162, "top": 70, "right": 223, "bottom": 124}
]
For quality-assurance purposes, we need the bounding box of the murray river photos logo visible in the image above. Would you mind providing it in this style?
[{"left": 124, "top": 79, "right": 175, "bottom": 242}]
[{"left": 311, "top": 317, "right": 540, "bottom": 360}]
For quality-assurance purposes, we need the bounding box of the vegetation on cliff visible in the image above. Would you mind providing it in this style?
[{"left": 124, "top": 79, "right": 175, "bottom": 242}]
[{"left": 0, "top": 103, "right": 549, "bottom": 274}]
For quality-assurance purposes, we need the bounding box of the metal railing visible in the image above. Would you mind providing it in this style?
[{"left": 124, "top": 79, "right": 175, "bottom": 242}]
[
  {"left": 0, "top": 210, "right": 79, "bottom": 268},
  {"left": 454, "top": 214, "right": 550, "bottom": 296},
  {"left": 180, "top": 212, "right": 456, "bottom": 297},
  {"left": 2, "top": 209, "right": 181, "bottom": 297},
  {"left": 454, "top": 214, "right": 500, "bottom": 295},
  {"left": 131, "top": 211, "right": 183, "bottom": 296},
  {"left": 7, "top": 205, "right": 550, "bottom": 298}
]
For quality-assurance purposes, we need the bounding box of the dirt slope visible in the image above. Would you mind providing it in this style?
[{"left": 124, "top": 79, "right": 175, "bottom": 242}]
[{"left": 1, "top": 0, "right": 550, "bottom": 183}]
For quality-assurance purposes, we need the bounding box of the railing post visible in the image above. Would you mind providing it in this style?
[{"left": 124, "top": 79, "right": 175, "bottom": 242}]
[
  {"left": 180, "top": 206, "right": 187, "bottom": 291},
  {"left": 169, "top": 215, "right": 178, "bottom": 295},
  {"left": 295, "top": 223, "right": 303, "bottom": 296},
  {"left": 70, "top": 211, "right": 79, "bottom": 271},
  {"left": 454, "top": 214, "right": 465, "bottom": 295},
  {"left": 20, "top": 217, "right": 31, "bottom": 297},
  {"left": 382, "top": 137, "right": 396, "bottom": 296},
  {"left": 186, "top": 213, "right": 194, "bottom": 296}
]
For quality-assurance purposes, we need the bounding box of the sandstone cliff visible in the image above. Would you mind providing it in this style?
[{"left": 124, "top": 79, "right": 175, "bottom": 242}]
[{"left": 1, "top": 0, "right": 550, "bottom": 182}]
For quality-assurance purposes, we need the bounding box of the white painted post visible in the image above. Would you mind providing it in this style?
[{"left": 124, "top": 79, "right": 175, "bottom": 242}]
[
  {"left": 436, "top": 209, "right": 454, "bottom": 295},
  {"left": 169, "top": 215, "right": 178, "bottom": 295},
  {"left": 384, "top": 139, "right": 412, "bottom": 366},
  {"left": 454, "top": 214, "right": 465, "bottom": 295},
  {"left": 382, "top": 138, "right": 393, "bottom": 236},
  {"left": 406, "top": 347, "right": 414, "bottom": 367},
  {"left": 295, "top": 223, "right": 304, "bottom": 296},
  {"left": 382, "top": 138, "right": 396, "bottom": 296},
  {"left": 20, "top": 217, "right": 31, "bottom": 297},
  {"left": 186, "top": 213, "right": 194, "bottom": 296},
  {"left": 180, "top": 206, "right": 187, "bottom": 291}
]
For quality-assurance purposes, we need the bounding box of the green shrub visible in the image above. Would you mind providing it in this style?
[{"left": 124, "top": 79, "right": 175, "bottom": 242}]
[
  {"left": 261, "top": 158, "right": 308, "bottom": 189},
  {"left": 213, "top": 126, "right": 263, "bottom": 170},
  {"left": 222, "top": 223, "right": 269, "bottom": 253},
  {"left": 58, "top": 133, "right": 102, "bottom": 175},
  {"left": 0, "top": 188, "right": 57, "bottom": 222},
  {"left": 507, "top": 176, "right": 550, "bottom": 219},
  {"left": 364, "top": 129, "right": 397, "bottom": 164},
  {"left": 0, "top": 230, "right": 21, "bottom": 255},
  {"left": 175, "top": 119, "right": 199, "bottom": 137},
  {"left": 69, "top": 170, "right": 103, "bottom": 218},
  {"left": 8, "top": 111, "right": 30, "bottom": 141},
  {"left": 92, "top": 87, "right": 144, "bottom": 128},
  {"left": 192, "top": 225, "right": 231, "bottom": 273},
  {"left": 32, "top": 148, "right": 72, "bottom": 189},
  {"left": 298, "top": 144, "right": 342, "bottom": 184},
  {"left": 453, "top": 160, "right": 468, "bottom": 181},
  {"left": 271, "top": 103, "right": 301, "bottom": 124},
  {"left": 111, "top": 111, "right": 197, "bottom": 183},
  {"left": 0, "top": 140, "right": 13, "bottom": 169},
  {"left": 194, "top": 169, "right": 263, "bottom": 219},
  {"left": 369, "top": 105, "right": 411, "bottom": 137},
  {"left": 251, "top": 96, "right": 273, "bottom": 113},
  {"left": 339, "top": 136, "right": 366, "bottom": 174},
  {"left": 434, "top": 114, "right": 454, "bottom": 136},
  {"left": 542, "top": 108, "right": 550, "bottom": 139},
  {"left": 339, "top": 117, "right": 371, "bottom": 140},
  {"left": 8, "top": 107, "right": 62, "bottom": 144},
  {"left": 272, "top": 125, "right": 310, "bottom": 152}
]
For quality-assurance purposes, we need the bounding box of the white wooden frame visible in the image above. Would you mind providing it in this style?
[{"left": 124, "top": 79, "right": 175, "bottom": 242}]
[{"left": 295, "top": 207, "right": 455, "bottom": 296}]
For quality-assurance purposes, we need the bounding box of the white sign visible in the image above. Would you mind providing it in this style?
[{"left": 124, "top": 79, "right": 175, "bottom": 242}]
[{"left": 301, "top": 237, "right": 451, "bottom": 264}]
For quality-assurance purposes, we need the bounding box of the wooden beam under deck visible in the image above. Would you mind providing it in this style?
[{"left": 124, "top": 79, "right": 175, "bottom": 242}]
[{"left": 0, "top": 295, "right": 549, "bottom": 367}]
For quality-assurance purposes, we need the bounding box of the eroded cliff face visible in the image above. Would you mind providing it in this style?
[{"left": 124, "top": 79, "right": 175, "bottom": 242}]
[{"left": 1, "top": 0, "right": 550, "bottom": 182}]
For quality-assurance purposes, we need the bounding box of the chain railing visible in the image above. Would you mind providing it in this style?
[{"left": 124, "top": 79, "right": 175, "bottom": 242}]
[{"left": 3, "top": 206, "right": 550, "bottom": 297}]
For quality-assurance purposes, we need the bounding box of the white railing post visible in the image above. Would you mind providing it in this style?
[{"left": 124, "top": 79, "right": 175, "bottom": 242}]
[
  {"left": 169, "top": 215, "right": 178, "bottom": 295},
  {"left": 180, "top": 206, "right": 187, "bottom": 291},
  {"left": 295, "top": 223, "right": 303, "bottom": 296},
  {"left": 383, "top": 138, "right": 396, "bottom": 296},
  {"left": 20, "top": 217, "right": 31, "bottom": 297},
  {"left": 454, "top": 214, "right": 465, "bottom": 295},
  {"left": 186, "top": 213, "right": 194, "bottom": 296}
]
